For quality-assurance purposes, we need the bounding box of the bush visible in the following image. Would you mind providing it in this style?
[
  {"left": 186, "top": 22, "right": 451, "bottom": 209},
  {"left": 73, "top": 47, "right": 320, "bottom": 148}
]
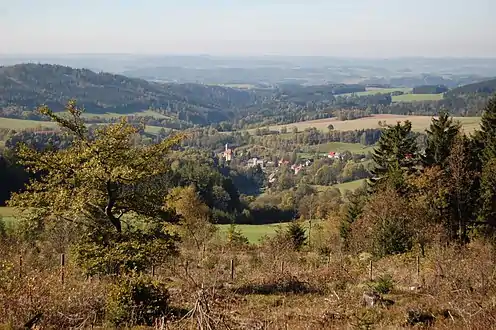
[
  {"left": 226, "top": 223, "right": 249, "bottom": 246},
  {"left": 287, "top": 221, "right": 306, "bottom": 251},
  {"left": 349, "top": 189, "right": 415, "bottom": 257},
  {"left": 73, "top": 221, "right": 178, "bottom": 276},
  {"left": 369, "top": 274, "right": 394, "bottom": 294},
  {"left": 373, "top": 218, "right": 413, "bottom": 257},
  {"left": 106, "top": 274, "right": 170, "bottom": 326}
]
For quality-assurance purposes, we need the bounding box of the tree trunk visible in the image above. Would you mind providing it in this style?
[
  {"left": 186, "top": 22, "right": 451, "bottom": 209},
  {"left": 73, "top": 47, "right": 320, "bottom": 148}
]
[{"left": 105, "top": 180, "right": 121, "bottom": 232}]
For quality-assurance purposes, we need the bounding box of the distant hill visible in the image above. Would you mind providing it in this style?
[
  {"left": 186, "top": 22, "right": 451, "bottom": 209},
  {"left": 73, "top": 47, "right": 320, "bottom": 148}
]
[
  {"left": 446, "top": 78, "right": 496, "bottom": 97},
  {"left": 0, "top": 64, "right": 257, "bottom": 125}
]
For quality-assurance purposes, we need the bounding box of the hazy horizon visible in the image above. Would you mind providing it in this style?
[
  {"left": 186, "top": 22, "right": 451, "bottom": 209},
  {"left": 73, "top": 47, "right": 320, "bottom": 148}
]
[{"left": 1, "top": 0, "right": 495, "bottom": 57}]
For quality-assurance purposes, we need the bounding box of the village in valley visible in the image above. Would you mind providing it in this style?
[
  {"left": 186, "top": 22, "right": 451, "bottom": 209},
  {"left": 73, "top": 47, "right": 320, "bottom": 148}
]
[{"left": 221, "top": 142, "right": 355, "bottom": 186}]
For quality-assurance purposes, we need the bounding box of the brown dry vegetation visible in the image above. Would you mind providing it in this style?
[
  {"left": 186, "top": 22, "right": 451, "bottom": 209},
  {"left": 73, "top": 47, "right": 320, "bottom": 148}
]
[
  {"left": 256, "top": 115, "right": 481, "bottom": 134},
  {"left": 2, "top": 230, "right": 496, "bottom": 329}
]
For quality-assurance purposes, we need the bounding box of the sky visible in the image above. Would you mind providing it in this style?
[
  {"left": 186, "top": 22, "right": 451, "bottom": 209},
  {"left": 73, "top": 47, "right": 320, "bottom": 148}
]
[{"left": 1, "top": 0, "right": 495, "bottom": 57}]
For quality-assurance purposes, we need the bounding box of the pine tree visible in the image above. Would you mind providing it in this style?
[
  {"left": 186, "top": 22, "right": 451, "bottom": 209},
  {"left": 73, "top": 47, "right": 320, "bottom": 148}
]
[
  {"left": 369, "top": 121, "right": 418, "bottom": 191},
  {"left": 287, "top": 221, "right": 306, "bottom": 251},
  {"left": 477, "top": 95, "right": 496, "bottom": 228},
  {"left": 423, "top": 111, "right": 461, "bottom": 168},
  {"left": 339, "top": 189, "right": 367, "bottom": 249},
  {"left": 478, "top": 96, "right": 496, "bottom": 162}
]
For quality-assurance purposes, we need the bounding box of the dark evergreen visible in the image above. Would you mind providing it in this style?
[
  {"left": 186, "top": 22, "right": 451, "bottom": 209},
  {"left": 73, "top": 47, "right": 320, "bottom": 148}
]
[
  {"left": 476, "top": 96, "right": 496, "bottom": 228},
  {"left": 423, "top": 111, "right": 461, "bottom": 167},
  {"left": 287, "top": 221, "right": 307, "bottom": 251},
  {"left": 339, "top": 190, "right": 367, "bottom": 248},
  {"left": 369, "top": 121, "right": 418, "bottom": 191}
]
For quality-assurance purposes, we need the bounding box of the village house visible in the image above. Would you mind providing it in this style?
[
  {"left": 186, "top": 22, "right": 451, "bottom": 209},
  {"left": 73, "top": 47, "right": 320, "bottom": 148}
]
[
  {"left": 247, "top": 157, "right": 265, "bottom": 168},
  {"left": 328, "top": 151, "right": 342, "bottom": 160},
  {"left": 291, "top": 164, "right": 304, "bottom": 175}
]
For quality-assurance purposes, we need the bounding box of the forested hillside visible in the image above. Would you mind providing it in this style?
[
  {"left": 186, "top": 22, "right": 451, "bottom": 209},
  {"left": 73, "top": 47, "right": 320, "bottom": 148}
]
[
  {"left": 446, "top": 78, "right": 496, "bottom": 96},
  {"left": 1, "top": 64, "right": 493, "bottom": 132},
  {"left": 0, "top": 64, "right": 257, "bottom": 125}
]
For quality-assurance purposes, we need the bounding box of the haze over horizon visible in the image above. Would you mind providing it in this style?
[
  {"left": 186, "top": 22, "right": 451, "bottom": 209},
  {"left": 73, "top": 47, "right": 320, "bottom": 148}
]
[{"left": 1, "top": 0, "right": 495, "bottom": 58}]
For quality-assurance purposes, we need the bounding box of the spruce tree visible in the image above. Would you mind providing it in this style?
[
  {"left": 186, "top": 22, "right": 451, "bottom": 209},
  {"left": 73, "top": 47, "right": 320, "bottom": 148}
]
[
  {"left": 339, "top": 189, "right": 367, "bottom": 249},
  {"left": 369, "top": 121, "right": 418, "bottom": 191},
  {"left": 478, "top": 96, "right": 496, "bottom": 161},
  {"left": 423, "top": 111, "right": 461, "bottom": 168},
  {"left": 287, "top": 221, "right": 306, "bottom": 251},
  {"left": 477, "top": 95, "right": 496, "bottom": 228}
]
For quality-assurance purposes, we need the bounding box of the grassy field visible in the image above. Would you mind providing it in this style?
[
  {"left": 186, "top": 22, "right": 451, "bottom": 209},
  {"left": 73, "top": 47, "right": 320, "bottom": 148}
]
[
  {"left": 313, "top": 179, "right": 367, "bottom": 194},
  {"left": 392, "top": 93, "right": 444, "bottom": 102},
  {"left": 0, "top": 118, "right": 58, "bottom": 130},
  {"left": 81, "top": 109, "right": 168, "bottom": 119},
  {"left": 340, "top": 87, "right": 444, "bottom": 102},
  {"left": 261, "top": 114, "right": 481, "bottom": 134},
  {"left": 0, "top": 207, "right": 16, "bottom": 229},
  {"left": 0, "top": 206, "right": 289, "bottom": 245},
  {"left": 0, "top": 117, "right": 165, "bottom": 135},
  {"left": 309, "top": 142, "right": 373, "bottom": 154},
  {"left": 217, "top": 223, "right": 288, "bottom": 244},
  {"left": 341, "top": 87, "right": 412, "bottom": 97},
  {"left": 334, "top": 179, "right": 367, "bottom": 192}
]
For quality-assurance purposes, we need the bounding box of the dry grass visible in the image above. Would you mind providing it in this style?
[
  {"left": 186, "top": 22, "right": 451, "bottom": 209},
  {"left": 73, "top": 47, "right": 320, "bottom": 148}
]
[
  {"left": 259, "top": 115, "right": 481, "bottom": 134},
  {"left": 2, "top": 230, "right": 496, "bottom": 329}
]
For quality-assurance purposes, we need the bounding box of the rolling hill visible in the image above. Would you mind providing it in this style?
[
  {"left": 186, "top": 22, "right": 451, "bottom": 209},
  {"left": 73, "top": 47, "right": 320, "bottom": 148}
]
[
  {"left": 0, "top": 63, "right": 257, "bottom": 125},
  {"left": 446, "top": 78, "right": 496, "bottom": 96}
]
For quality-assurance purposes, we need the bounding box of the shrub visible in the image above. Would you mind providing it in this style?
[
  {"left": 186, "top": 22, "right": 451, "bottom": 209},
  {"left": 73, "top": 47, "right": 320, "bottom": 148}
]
[
  {"left": 373, "top": 218, "right": 413, "bottom": 257},
  {"left": 369, "top": 274, "right": 394, "bottom": 294},
  {"left": 73, "top": 220, "right": 178, "bottom": 276},
  {"left": 106, "top": 274, "right": 170, "bottom": 326},
  {"left": 287, "top": 221, "right": 306, "bottom": 251},
  {"left": 226, "top": 223, "right": 249, "bottom": 246},
  {"left": 349, "top": 189, "right": 415, "bottom": 257}
]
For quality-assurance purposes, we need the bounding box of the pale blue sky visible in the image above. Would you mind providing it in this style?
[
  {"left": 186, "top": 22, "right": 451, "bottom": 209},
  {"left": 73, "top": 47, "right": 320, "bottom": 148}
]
[{"left": 1, "top": 0, "right": 495, "bottom": 57}]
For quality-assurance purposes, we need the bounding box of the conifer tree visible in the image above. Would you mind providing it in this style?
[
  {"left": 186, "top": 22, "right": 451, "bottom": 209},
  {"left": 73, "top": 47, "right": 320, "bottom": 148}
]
[
  {"left": 369, "top": 121, "right": 418, "bottom": 191},
  {"left": 479, "top": 96, "right": 496, "bottom": 162},
  {"left": 423, "top": 111, "right": 461, "bottom": 168},
  {"left": 339, "top": 189, "right": 367, "bottom": 249},
  {"left": 477, "top": 96, "right": 496, "bottom": 228}
]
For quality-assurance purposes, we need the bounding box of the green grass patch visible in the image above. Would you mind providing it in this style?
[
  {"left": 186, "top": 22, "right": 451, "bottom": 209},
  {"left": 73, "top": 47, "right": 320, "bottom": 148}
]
[
  {"left": 0, "top": 118, "right": 58, "bottom": 130},
  {"left": 0, "top": 207, "right": 16, "bottom": 230},
  {"left": 217, "top": 223, "right": 289, "bottom": 244},
  {"left": 334, "top": 179, "right": 367, "bottom": 192},
  {"left": 340, "top": 87, "right": 412, "bottom": 97},
  {"left": 308, "top": 142, "right": 373, "bottom": 154},
  {"left": 313, "top": 179, "right": 367, "bottom": 194},
  {"left": 0, "top": 117, "right": 165, "bottom": 135},
  {"left": 392, "top": 93, "right": 444, "bottom": 102},
  {"left": 81, "top": 110, "right": 169, "bottom": 119}
]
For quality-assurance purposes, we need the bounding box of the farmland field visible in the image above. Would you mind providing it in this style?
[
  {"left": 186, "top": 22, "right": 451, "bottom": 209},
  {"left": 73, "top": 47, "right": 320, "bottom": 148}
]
[
  {"left": 313, "top": 179, "right": 367, "bottom": 194},
  {"left": 81, "top": 110, "right": 168, "bottom": 119},
  {"left": 392, "top": 93, "right": 444, "bottom": 102},
  {"left": 0, "top": 118, "right": 58, "bottom": 130},
  {"left": 0, "top": 117, "right": 165, "bottom": 135},
  {"left": 340, "top": 87, "right": 412, "bottom": 97},
  {"left": 309, "top": 142, "right": 373, "bottom": 154},
  {"left": 217, "top": 223, "right": 288, "bottom": 244},
  {"left": 259, "top": 114, "right": 481, "bottom": 134}
]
